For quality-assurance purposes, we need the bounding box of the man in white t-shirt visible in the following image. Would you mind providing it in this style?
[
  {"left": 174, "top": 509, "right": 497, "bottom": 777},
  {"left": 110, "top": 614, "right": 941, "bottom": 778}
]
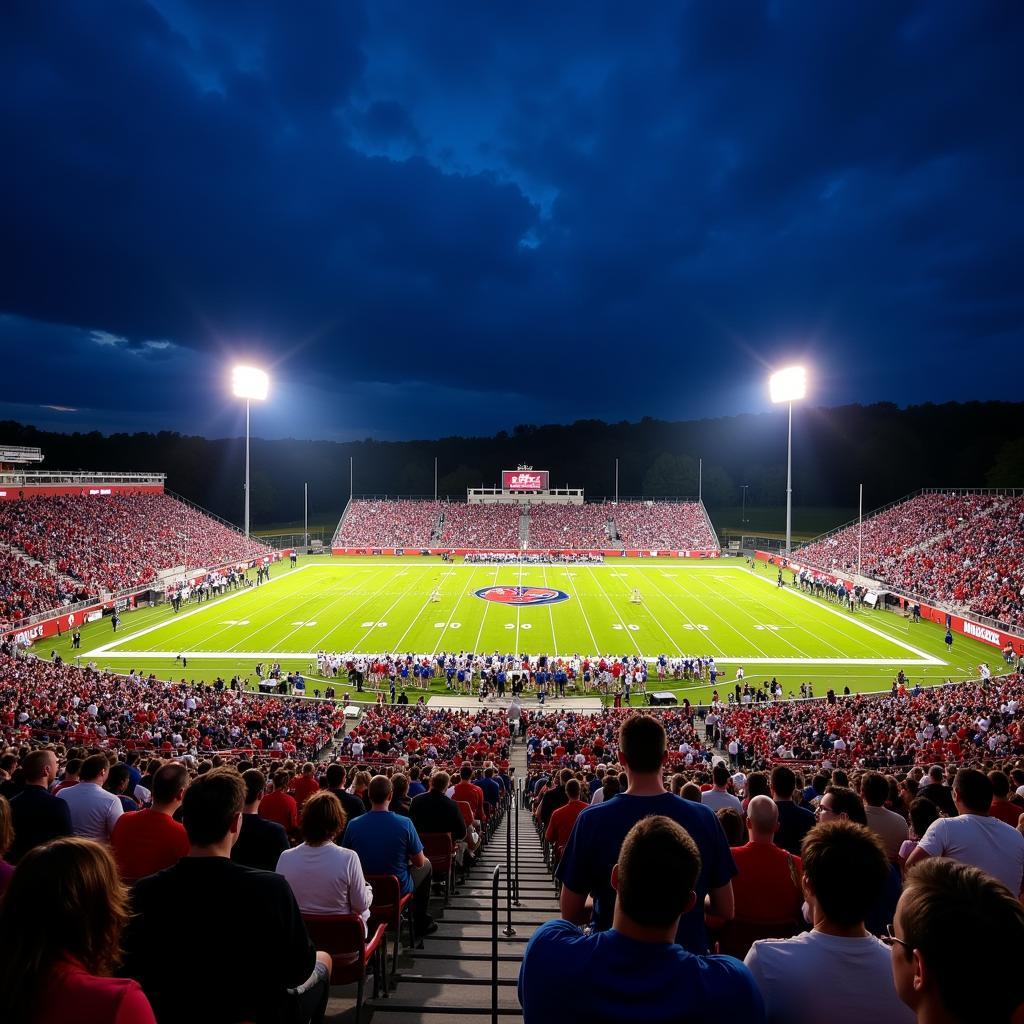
[
  {"left": 58, "top": 753, "right": 123, "bottom": 842},
  {"left": 906, "top": 768, "right": 1024, "bottom": 895},
  {"left": 745, "top": 820, "right": 914, "bottom": 1024}
]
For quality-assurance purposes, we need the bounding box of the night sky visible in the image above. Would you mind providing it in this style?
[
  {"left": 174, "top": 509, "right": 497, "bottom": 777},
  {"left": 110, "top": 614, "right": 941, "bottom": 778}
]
[{"left": 1, "top": 1, "right": 1021, "bottom": 442}]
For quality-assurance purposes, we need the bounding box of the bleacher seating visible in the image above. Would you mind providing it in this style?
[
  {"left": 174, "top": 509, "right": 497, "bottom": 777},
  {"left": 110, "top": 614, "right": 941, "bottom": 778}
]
[
  {"left": 611, "top": 501, "right": 718, "bottom": 550},
  {"left": 0, "top": 493, "right": 273, "bottom": 598},
  {"left": 334, "top": 499, "right": 440, "bottom": 547},
  {"left": 437, "top": 503, "right": 519, "bottom": 549},
  {"left": 0, "top": 550, "right": 89, "bottom": 630},
  {"left": 528, "top": 503, "right": 611, "bottom": 548},
  {"left": 799, "top": 492, "right": 1024, "bottom": 629}
]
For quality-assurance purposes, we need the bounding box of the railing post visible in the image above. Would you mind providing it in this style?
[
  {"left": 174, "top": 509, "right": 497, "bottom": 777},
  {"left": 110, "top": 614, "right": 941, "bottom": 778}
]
[
  {"left": 513, "top": 780, "right": 522, "bottom": 906},
  {"left": 504, "top": 803, "right": 516, "bottom": 936},
  {"left": 491, "top": 865, "right": 500, "bottom": 1024}
]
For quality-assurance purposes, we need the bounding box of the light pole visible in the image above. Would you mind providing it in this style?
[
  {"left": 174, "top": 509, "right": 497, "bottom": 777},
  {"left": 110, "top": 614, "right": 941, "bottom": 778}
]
[
  {"left": 231, "top": 366, "right": 269, "bottom": 537},
  {"left": 741, "top": 484, "right": 749, "bottom": 525},
  {"left": 769, "top": 366, "right": 807, "bottom": 555}
]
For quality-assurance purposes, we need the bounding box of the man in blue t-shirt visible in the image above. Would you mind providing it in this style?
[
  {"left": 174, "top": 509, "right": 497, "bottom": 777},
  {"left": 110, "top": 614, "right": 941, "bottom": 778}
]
[
  {"left": 342, "top": 774, "right": 436, "bottom": 934},
  {"left": 557, "top": 714, "right": 736, "bottom": 953},
  {"left": 521, "top": 815, "right": 763, "bottom": 1023}
]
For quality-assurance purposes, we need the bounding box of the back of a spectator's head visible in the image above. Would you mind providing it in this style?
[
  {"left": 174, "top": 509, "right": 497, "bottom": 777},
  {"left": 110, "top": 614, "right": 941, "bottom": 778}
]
[
  {"left": 747, "top": 794, "right": 779, "bottom": 836},
  {"left": 618, "top": 716, "right": 667, "bottom": 774},
  {"left": 368, "top": 774, "right": 393, "bottom": 806},
  {"left": 152, "top": 763, "right": 189, "bottom": 805},
  {"left": 928, "top": 764, "right": 945, "bottom": 784},
  {"left": 22, "top": 749, "right": 57, "bottom": 783},
  {"left": 80, "top": 754, "right": 109, "bottom": 783},
  {"left": 603, "top": 776, "right": 621, "bottom": 800},
  {"left": 392, "top": 773, "right": 409, "bottom": 799},
  {"left": 460, "top": 764, "right": 473, "bottom": 781},
  {"left": 680, "top": 782, "right": 702, "bottom": 803},
  {"left": 430, "top": 771, "right": 450, "bottom": 793},
  {"left": 894, "top": 858, "right": 1024, "bottom": 1023},
  {"left": 301, "top": 791, "right": 346, "bottom": 844},
  {"left": 242, "top": 768, "right": 266, "bottom": 806},
  {"left": 565, "top": 778, "right": 581, "bottom": 800},
  {"left": 670, "top": 773, "right": 686, "bottom": 795},
  {"left": 770, "top": 765, "right": 796, "bottom": 799},
  {"left": 801, "top": 820, "right": 888, "bottom": 928},
  {"left": 559, "top": 768, "right": 573, "bottom": 786},
  {"left": 953, "top": 768, "right": 993, "bottom": 814},
  {"left": 716, "top": 807, "right": 744, "bottom": 847},
  {"left": 823, "top": 785, "right": 868, "bottom": 825},
  {"left": 861, "top": 772, "right": 889, "bottom": 807},
  {"left": 746, "top": 772, "right": 770, "bottom": 798},
  {"left": 989, "top": 770, "right": 1011, "bottom": 800},
  {"left": 272, "top": 769, "right": 291, "bottom": 791},
  {"left": 712, "top": 763, "right": 730, "bottom": 788},
  {"left": 302, "top": 762, "right": 314, "bottom": 776},
  {"left": 909, "top": 797, "right": 940, "bottom": 840},
  {"left": 0, "top": 837, "right": 129, "bottom": 1020},
  {"left": 325, "top": 763, "right": 345, "bottom": 789},
  {"left": 811, "top": 772, "right": 830, "bottom": 794},
  {"left": 831, "top": 769, "right": 849, "bottom": 788},
  {"left": 182, "top": 768, "right": 245, "bottom": 847},
  {"left": 613, "top": 816, "right": 700, "bottom": 929},
  {"left": 105, "top": 763, "right": 131, "bottom": 795}
]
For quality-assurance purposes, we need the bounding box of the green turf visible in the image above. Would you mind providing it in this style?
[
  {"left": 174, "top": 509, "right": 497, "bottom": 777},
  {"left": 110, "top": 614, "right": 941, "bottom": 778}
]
[{"left": 40, "top": 555, "right": 1003, "bottom": 704}]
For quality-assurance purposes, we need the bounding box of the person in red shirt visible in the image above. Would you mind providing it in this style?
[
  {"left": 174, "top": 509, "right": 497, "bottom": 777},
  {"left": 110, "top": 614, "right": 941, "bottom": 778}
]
[
  {"left": 288, "top": 762, "right": 320, "bottom": 808},
  {"left": 545, "top": 778, "right": 588, "bottom": 859},
  {"left": 259, "top": 769, "right": 299, "bottom": 837},
  {"left": 110, "top": 763, "right": 190, "bottom": 883},
  {"left": 988, "top": 770, "right": 1022, "bottom": 827},
  {"left": 0, "top": 836, "right": 156, "bottom": 1023},
  {"left": 452, "top": 764, "right": 486, "bottom": 826},
  {"left": 710, "top": 795, "right": 803, "bottom": 957}
]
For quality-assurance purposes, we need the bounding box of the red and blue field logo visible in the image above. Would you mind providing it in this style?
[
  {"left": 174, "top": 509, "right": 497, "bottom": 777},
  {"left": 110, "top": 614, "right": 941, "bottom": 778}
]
[{"left": 474, "top": 585, "right": 570, "bottom": 606}]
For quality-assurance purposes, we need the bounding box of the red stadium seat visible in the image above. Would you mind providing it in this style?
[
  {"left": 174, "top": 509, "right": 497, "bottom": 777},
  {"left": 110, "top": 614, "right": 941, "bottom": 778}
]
[{"left": 301, "top": 914, "right": 387, "bottom": 1023}]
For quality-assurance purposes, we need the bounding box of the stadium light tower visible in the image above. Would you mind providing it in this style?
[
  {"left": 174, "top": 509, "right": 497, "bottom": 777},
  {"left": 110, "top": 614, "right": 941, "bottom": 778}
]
[
  {"left": 769, "top": 365, "right": 807, "bottom": 555},
  {"left": 231, "top": 366, "right": 269, "bottom": 537}
]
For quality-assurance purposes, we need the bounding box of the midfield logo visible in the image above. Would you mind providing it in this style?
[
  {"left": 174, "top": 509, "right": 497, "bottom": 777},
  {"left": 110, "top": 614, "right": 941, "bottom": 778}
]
[{"left": 474, "top": 585, "right": 570, "bottom": 606}]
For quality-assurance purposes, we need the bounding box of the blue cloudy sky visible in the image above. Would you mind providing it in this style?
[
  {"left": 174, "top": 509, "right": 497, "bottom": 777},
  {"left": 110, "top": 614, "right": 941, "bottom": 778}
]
[{"left": 1, "top": 1, "right": 1021, "bottom": 440}]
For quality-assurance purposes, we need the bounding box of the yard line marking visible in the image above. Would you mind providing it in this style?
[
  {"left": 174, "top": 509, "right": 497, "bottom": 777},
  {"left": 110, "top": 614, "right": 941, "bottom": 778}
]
[
  {"left": 635, "top": 569, "right": 727, "bottom": 658},
  {"left": 661, "top": 569, "right": 772, "bottom": 658},
  {"left": 745, "top": 570, "right": 943, "bottom": 665},
  {"left": 602, "top": 566, "right": 682, "bottom": 656},
  {"left": 586, "top": 566, "right": 642, "bottom": 654},
  {"left": 348, "top": 572, "right": 437, "bottom": 653},
  {"left": 563, "top": 565, "right": 601, "bottom": 655},
  {"left": 432, "top": 565, "right": 484, "bottom": 656},
  {"left": 542, "top": 565, "right": 559, "bottom": 657},
  {"left": 86, "top": 563, "right": 314, "bottom": 656},
  {"left": 471, "top": 566, "right": 501, "bottom": 654}
]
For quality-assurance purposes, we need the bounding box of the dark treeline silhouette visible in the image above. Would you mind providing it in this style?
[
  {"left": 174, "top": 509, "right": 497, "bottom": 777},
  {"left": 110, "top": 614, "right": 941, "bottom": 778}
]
[{"left": 2, "top": 401, "right": 1022, "bottom": 531}]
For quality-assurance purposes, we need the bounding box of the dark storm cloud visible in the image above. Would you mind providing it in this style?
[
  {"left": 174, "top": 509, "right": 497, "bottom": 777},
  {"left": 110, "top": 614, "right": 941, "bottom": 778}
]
[{"left": 0, "top": 0, "right": 1021, "bottom": 439}]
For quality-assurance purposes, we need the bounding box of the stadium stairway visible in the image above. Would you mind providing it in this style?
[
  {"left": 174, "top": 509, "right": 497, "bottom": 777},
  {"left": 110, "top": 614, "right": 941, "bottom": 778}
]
[
  {"left": 518, "top": 510, "right": 529, "bottom": 549},
  {"left": 325, "top": 741, "right": 551, "bottom": 1023}
]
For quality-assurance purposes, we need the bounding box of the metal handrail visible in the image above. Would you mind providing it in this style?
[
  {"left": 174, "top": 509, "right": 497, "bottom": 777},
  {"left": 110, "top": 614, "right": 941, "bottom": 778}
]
[
  {"left": 490, "top": 865, "right": 500, "bottom": 1024},
  {"left": 504, "top": 801, "right": 516, "bottom": 937},
  {"left": 513, "top": 781, "right": 522, "bottom": 907}
]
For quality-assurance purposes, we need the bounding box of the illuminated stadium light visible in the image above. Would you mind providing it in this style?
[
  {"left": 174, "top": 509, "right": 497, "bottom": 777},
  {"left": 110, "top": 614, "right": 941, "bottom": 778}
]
[
  {"left": 231, "top": 365, "right": 269, "bottom": 401},
  {"left": 769, "top": 365, "right": 807, "bottom": 404},
  {"left": 769, "top": 365, "right": 808, "bottom": 554},
  {"left": 231, "top": 365, "right": 269, "bottom": 537}
]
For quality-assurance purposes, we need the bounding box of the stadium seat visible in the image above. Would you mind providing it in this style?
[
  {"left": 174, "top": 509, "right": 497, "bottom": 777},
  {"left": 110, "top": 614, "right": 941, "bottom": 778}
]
[
  {"left": 366, "top": 873, "right": 415, "bottom": 974},
  {"left": 301, "top": 914, "right": 387, "bottom": 1023},
  {"left": 419, "top": 832, "right": 457, "bottom": 905}
]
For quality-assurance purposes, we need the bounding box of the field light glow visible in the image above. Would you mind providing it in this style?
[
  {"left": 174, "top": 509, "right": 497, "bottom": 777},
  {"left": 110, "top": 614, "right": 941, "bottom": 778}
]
[
  {"left": 231, "top": 366, "right": 269, "bottom": 401},
  {"left": 769, "top": 365, "right": 807, "bottom": 404}
]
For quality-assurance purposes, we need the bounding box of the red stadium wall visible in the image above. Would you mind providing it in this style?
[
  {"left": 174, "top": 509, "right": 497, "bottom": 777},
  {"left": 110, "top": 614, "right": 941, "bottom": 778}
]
[
  {"left": 331, "top": 546, "right": 719, "bottom": 558},
  {"left": 0, "top": 484, "right": 164, "bottom": 501},
  {"left": 754, "top": 551, "right": 1024, "bottom": 656},
  {"left": 2, "top": 595, "right": 141, "bottom": 646}
]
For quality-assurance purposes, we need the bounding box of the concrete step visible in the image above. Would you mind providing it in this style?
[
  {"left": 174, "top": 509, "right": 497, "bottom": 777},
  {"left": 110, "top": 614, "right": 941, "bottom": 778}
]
[
  {"left": 398, "top": 960, "right": 521, "bottom": 982},
  {"left": 432, "top": 923, "right": 534, "bottom": 940},
  {"left": 369, "top": 1011, "right": 521, "bottom": 1022},
  {"left": 368, "top": 979, "right": 522, "bottom": 1011},
  {"left": 436, "top": 909, "right": 550, "bottom": 925}
]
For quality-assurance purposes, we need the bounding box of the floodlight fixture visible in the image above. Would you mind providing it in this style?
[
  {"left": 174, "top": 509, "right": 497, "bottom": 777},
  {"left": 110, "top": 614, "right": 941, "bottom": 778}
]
[
  {"left": 768, "top": 364, "right": 808, "bottom": 554},
  {"left": 769, "top": 365, "right": 807, "bottom": 405},
  {"left": 232, "top": 365, "right": 270, "bottom": 537},
  {"left": 232, "top": 365, "right": 269, "bottom": 401}
]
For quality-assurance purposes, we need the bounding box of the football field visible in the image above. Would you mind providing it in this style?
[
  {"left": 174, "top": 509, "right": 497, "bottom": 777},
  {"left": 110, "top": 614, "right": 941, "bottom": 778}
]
[{"left": 55, "top": 555, "right": 1001, "bottom": 702}]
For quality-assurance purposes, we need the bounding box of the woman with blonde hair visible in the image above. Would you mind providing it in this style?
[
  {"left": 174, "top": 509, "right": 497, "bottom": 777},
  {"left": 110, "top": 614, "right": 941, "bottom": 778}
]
[{"left": 0, "top": 837, "right": 155, "bottom": 1023}]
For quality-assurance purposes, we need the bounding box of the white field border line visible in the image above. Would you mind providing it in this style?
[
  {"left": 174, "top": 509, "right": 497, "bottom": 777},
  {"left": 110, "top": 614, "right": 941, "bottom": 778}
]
[
  {"left": 470, "top": 566, "right": 502, "bottom": 655},
  {"left": 562, "top": 564, "right": 601, "bottom": 654},
  {"left": 745, "top": 569, "right": 944, "bottom": 665},
  {"left": 586, "top": 566, "right": 642, "bottom": 655},
  {"left": 322, "top": 561, "right": 738, "bottom": 570},
  {"left": 636, "top": 569, "right": 725, "bottom": 658},
  {"left": 661, "top": 567, "right": 772, "bottom": 659},
  {"left": 281, "top": 564, "right": 399, "bottom": 653},
  {"left": 542, "top": 564, "right": 558, "bottom": 657},
  {"left": 708, "top": 571, "right": 824, "bottom": 660},
  {"left": 605, "top": 565, "right": 683, "bottom": 656},
  {"left": 90, "top": 650, "right": 932, "bottom": 666},
  {"left": 86, "top": 563, "right": 315, "bottom": 656},
  {"left": 432, "top": 564, "right": 484, "bottom": 656}
]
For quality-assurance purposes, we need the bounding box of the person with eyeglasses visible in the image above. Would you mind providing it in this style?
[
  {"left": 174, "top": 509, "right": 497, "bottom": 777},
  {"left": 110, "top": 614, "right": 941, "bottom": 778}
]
[
  {"left": 744, "top": 820, "right": 914, "bottom": 1024},
  {"left": 886, "top": 857, "right": 1024, "bottom": 1023}
]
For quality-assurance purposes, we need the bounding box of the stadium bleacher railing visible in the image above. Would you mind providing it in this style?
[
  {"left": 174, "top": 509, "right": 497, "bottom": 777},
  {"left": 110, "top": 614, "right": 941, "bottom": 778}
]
[{"left": 0, "top": 470, "right": 166, "bottom": 487}]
